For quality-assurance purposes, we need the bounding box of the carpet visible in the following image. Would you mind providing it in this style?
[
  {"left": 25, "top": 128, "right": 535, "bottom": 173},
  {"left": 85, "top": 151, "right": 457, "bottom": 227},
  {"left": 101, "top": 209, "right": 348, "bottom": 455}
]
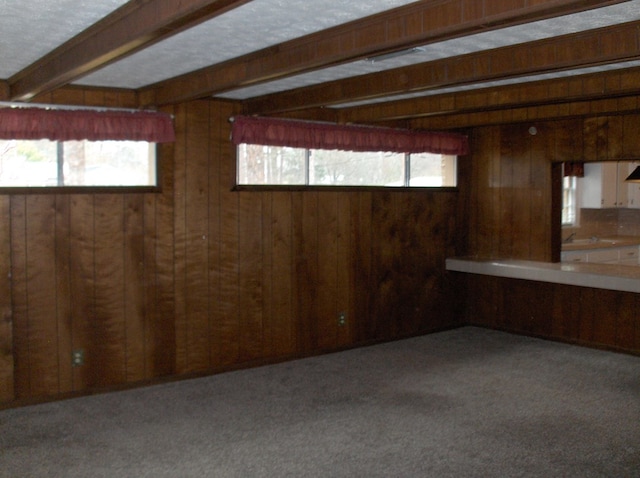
[{"left": 1, "top": 326, "right": 639, "bottom": 477}]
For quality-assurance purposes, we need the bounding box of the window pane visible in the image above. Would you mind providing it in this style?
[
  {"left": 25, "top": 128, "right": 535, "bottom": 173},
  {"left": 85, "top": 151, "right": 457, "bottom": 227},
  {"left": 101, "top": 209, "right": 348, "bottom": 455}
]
[
  {"left": 66, "top": 141, "right": 154, "bottom": 186},
  {"left": 238, "top": 144, "right": 306, "bottom": 185},
  {"left": 0, "top": 139, "right": 156, "bottom": 187},
  {"left": 409, "top": 153, "right": 457, "bottom": 187},
  {"left": 0, "top": 139, "right": 58, "bottom": 186},
  {"left": 562, "top": 176, "right": 577, "bottom": 225},
  {"left": 310, "top": 149, "right": 404, "bottom": 186}
]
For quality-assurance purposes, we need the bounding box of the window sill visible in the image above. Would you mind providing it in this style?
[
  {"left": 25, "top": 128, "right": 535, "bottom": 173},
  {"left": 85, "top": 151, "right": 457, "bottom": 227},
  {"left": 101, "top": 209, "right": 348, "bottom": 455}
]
[
  {"left": 233, "top": 185, "right": 458, "bottom": 192},
  {"left": 0, "top": 185, "right": 161, "bottom": 195}
]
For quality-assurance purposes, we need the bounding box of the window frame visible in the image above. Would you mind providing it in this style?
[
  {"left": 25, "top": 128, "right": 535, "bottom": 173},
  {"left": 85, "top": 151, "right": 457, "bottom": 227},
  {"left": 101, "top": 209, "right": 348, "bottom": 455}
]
[
  {"left": 0, "top": 138, "right": 163, "bottom": 194},
  {"left": 235, "top": 144, "right": 458, "bottom": 191},
  {"left": 561, "top": 175, "right": 580, "bottom": 227}
]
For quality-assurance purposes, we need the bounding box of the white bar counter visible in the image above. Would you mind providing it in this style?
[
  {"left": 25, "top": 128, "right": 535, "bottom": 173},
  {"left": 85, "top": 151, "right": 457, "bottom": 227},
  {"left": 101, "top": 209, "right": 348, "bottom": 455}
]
[{"left": 446, "top": 257, "right": 640, "bottom": 294}]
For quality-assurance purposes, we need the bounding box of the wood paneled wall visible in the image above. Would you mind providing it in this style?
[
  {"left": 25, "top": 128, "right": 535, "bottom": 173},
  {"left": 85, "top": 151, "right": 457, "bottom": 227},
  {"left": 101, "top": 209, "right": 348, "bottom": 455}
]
[
  {"left": 463, "top": 121, "right": 566, "bottom": 261},
  {"left": 0, "top": 96, "right": 462, "bottom": 406},
  {"left": 459, "top": 115, "right": 640, "bottom": 354},
  {"left": 462, "top": 275, "right": 640, "bottom": 354}
]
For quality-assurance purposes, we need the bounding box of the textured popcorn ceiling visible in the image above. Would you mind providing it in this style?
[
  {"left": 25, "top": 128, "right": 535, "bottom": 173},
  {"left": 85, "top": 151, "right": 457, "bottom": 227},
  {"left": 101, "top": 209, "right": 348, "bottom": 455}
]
[
  {"left": 1, "top": 0, "right": 639, "bottom": 106},
  {"left": 0, "top": 0, "right": 130, "bottom": 78},
  {"left": 214, "top": 0, "right": 640, "bottom": 104},
  {"left": 75, "top": 0, "right": 418, "bottom": 89}
]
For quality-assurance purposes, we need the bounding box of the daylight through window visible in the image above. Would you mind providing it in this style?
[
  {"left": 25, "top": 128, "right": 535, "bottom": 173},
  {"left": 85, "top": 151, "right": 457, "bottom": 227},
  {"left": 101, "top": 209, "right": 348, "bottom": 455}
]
[
  {"left": 237, "top": 144, "right": 456, "bottom": 187},
  {"left": 562, "top": 175, "right": 578, "bottom": 226},
  {"left": 0, "top": 139, "right": 156, "bottom": 187}
]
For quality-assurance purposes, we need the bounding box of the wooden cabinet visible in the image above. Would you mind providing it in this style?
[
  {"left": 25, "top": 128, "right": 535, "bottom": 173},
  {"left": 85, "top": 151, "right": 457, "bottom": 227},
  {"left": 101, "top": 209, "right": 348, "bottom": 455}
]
[{"left": 581, "top": 161, "right": 637, "bottom": 208}]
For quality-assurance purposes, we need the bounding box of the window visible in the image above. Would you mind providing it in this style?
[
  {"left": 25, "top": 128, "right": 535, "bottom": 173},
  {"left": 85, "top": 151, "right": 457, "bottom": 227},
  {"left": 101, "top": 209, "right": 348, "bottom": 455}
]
[
  {"left": 0, "top": 139, "right": 156, "bottom": 187},
  {"left": 562, "top": 175, "right": 578, "bottom": 226},
  {"left": 237, "top": 144, "right": 456, "bottom": 187}
]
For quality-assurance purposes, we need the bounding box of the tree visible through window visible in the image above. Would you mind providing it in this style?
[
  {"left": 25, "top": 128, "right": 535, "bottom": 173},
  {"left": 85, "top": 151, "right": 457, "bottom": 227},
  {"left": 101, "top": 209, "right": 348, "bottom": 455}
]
[
  {"left": 237, "top": 144, "right": 456, "bottom": 187},
  {"left": 0, "top": 139, "right": 156, "bottom": 187}
]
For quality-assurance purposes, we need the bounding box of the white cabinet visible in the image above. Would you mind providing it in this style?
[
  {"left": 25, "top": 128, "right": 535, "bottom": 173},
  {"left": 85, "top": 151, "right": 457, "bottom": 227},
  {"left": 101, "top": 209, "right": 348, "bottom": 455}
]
[
  {"left": 581, "top": 162, "right": 629, "bottom": 208},
  {"left": 561, "top": 250, "right": 588, "bottom": 263},
  {"left": 617, "top": 246, "right": 639, "bottom": 265},
  {"left": 625, "top": 161, "right": 640, "bottom": 209},
  {"left": 586, "top": 248, "right": 620, "bottom": 263},
  {"left": 561, "top": 245, "right": 640, "bottom": 265}
]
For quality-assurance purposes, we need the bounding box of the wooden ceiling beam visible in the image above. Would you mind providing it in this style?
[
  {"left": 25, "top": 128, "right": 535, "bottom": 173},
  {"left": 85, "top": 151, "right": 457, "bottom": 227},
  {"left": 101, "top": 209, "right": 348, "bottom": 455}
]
[
  {"left": 409, "top": 94, "right": 640, "bottom": 130},
  {"left": 8, "top": 0, "right": 252, "bottom": 102},
  {"left": 336, "top": 67, "right": 640, "bottom": 125},
  {"left": 139, "top": 0, "right": 626, "bottom": 106},
  {"left": 0, "top": 81, "right": 9, "bottom": 101},
  {"left": 245, "top": 20, "right": 640, "bottom": 117}
]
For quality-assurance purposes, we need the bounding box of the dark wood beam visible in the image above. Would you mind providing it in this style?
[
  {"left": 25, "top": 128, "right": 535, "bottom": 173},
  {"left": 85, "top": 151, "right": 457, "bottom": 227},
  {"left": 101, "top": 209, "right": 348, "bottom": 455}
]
[
  {"left": 245, "top": 20, "right": 640, "bottom": 117},
  {"left": 409, "top": 94, "right": 640, "bottom": 130},
  {"left": 0, "top": 81, "right": 9, "bottom": 101},
  {"left": 8, "top": 0, "right": 252, "bottom": 102},
  {"left": 338, "top": 67, "right": 640, "bottom": 126},
  {"left": 139, "top": 0, "right": 626, "bottom": 106},
  {"left": 282, "top": 68, "right": 640, "bottom": 128}
]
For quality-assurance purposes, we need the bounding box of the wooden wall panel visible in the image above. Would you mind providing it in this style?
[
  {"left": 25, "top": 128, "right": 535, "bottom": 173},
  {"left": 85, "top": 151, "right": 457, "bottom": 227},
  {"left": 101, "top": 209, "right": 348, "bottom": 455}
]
[
  {"left": 141, "top": 138, "right": 176, "bottom": 379},
  {"left": 0, "top": 196, "right": 13, "bottom": 402},
  {"left": 336, "top": 193, "right": 353, "bottom": 348},
  {"left": 92, "top": 195, "right": 127, "bottom": 387},
  {"left": 460, "top": 113, "right": 640, "bottom": 354},
  {"left": 27, "top": 196, "right": 62, "bottom": 396},
  {"left": 68, "top": 195, "right": 95, "bottom": 392},
  {"left": 296, "top": 191, "right": 320, "bottom": 351},
  {"left": 466, "top": 123, "right": 556, "bottom": 262},
  {"left": 215, "top": 106, "right": 241, "bottom": 367},
  {"left": 10, "top": 196, "right": 30, "bottom": 398},
  {"left": 172, "top": 102, "right": 189, "bottom": 373},
  {"left": 464, "top": 275, "right": 640, "bottom": 354},
  {"left": 267, "top": 192, "right": 296, "bottom": 357},
  {"left": 123, "top": 193, "right": 146, "bottom": 383},
  {"left": 238, "top": 191, "right": 265, "bottom": 361},
  {"left": 183, "top": 101, "right": 211, "bottom": 372},
  {"left": 3, "top": 97, "right": 461, "bottom": 407},
  {"left": 352, "top": 192, "right": 373, "bottom": 343},
  {"left": 53, "top": 196, "right": 73, "bottom": 394},
  {"left": 316, "top": 192, "right": 339, "bottom": 351}
]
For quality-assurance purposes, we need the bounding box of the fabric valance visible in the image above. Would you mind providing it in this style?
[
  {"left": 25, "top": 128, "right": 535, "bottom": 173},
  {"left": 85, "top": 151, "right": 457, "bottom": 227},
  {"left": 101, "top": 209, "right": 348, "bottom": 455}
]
[
  {"left": 563, "top": 161, "right": 584, "bottom": 177},
  {"left": 231, "top": 115, "right": 468, "bottom": 155},
  {"left": 0, "top": 107, "right": 175, "bottom": 142}
]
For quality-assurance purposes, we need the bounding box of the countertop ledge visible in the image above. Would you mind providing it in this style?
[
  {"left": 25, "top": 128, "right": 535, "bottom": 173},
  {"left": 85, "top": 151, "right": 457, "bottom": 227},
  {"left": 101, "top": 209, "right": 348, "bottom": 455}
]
[{"left": 446, "top": 257, "right": 640, "bottom": 294}]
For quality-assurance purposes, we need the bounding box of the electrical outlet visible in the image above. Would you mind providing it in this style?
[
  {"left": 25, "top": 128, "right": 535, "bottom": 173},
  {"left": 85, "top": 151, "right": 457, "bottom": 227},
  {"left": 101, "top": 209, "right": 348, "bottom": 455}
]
[
  {"left": 338, "top": 312, "right": 346, "bottom": 327},
  {"left": 72, "top": 349, "right": 85, "bottom": 367}
]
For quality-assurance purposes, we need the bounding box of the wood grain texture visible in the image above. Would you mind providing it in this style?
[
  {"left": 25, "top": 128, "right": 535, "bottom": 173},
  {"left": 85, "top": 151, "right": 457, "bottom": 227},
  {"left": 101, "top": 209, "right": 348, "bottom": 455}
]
[
  {"left": 463, "top": 275, "right": 640, "bottom": 354},
  {"left": 460, "top": 115, "right": 640, "bottom": 354},
  {"left": 10, "top": 196, "right": 29, "bottom": 398},
  {"left": 11, "top": 93, "right": 640, "bottom": 407},
  {"left": 92, "top": 194, "right": 127, "bottom": 387},
  {"left": 0, "top": 197, "right": 13, "bottom": 402}
]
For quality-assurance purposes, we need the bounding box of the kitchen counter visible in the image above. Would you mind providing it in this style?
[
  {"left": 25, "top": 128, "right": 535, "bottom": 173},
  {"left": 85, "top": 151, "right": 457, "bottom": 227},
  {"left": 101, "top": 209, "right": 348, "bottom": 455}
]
[
  {"left": 561, "top": 235, "right": 640, "bottom": 252},
  {"left": 446, "top": 257, "right": 640, "bottom": 293},
  {"left": 561, "top": 235, "right": 640, "bottom": 266}
]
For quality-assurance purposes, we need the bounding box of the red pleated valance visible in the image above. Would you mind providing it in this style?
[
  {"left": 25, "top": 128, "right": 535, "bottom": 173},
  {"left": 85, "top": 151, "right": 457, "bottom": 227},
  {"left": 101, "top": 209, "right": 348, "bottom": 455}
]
[
  {"left": 231, "top": 116, "right": 468, "bottom": 155},
  {"left": 563, "top": 161, "right": 584, "bottom": 177},
  {"left": 0, "top": 107, "right": 175, "bottom": 142}
]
